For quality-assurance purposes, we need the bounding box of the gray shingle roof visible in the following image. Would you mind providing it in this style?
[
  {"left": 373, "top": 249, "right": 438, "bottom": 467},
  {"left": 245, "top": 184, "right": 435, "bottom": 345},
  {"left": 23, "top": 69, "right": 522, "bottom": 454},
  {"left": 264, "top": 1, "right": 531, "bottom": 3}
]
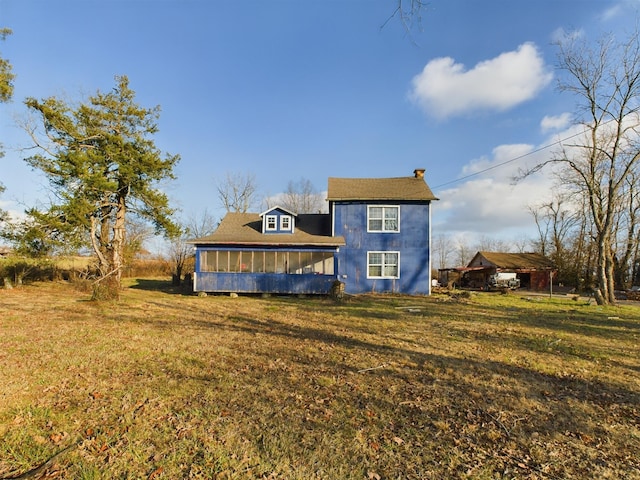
[
  {"left": 327, "top": 176, "right": 438, "bottom": 201},
  {"left": 189, "top": 212, "right": 345, "bottom": 247}
]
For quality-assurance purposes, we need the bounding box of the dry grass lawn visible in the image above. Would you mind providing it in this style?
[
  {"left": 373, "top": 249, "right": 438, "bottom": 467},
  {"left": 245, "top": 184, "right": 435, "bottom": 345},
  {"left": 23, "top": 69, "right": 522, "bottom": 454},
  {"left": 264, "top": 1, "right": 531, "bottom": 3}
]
[{"left": 0, "top": 280, "right": 639, "bottom": 479}]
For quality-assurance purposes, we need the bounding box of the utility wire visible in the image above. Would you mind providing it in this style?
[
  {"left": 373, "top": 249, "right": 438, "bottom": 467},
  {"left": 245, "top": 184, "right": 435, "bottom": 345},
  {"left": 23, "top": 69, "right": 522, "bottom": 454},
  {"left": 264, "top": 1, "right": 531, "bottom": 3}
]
[
  {"left": 433, "top": 129, "right": 585, "bottom": 189},
  {"left": 431, "top": 112, "right": 635, "bottom": 190}
]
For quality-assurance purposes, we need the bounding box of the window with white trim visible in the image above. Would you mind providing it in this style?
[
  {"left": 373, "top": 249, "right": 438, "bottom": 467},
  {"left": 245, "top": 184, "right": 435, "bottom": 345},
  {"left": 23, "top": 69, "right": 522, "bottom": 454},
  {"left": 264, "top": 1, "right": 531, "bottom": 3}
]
[
  {"left": 265, "top": 215, "right": 277, "bottom": 231},
  {"left": 367, "top": 251, "right": 399, "bottom": 278},
  {"left": 280, "top": 215, "right": 291, "bottom": 231},
  {"left": 368, "top": 206, "right": 399, "bottom": 232}
]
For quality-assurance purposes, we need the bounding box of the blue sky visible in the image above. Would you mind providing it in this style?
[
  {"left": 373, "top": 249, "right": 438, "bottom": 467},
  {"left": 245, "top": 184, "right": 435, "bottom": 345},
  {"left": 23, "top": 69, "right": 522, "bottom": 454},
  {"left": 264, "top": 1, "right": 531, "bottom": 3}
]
[{"left": 1, "top": 0, "right": 638, "bottom": 250}]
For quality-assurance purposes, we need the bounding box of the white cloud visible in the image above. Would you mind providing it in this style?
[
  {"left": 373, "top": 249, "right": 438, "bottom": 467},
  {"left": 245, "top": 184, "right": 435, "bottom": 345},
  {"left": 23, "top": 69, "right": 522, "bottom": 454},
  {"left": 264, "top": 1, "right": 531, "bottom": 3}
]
[
  {"left": 0, "top": 200, "right": 27, "bottom": 223},
  {"left": 551, "top": 27, "right": 584, "bottom": 44},
  {"left": 541, "top": 113, "right": 572, "bottom": 132},
  {"left": 601, "top": 4, "right": 622, "bottom": 21},
  {"left": 461, "top": 144, "right": 535, "bottom": 181},
  {"left": 409, "top": 43, "right": 553, "bottom": 119},
  {"left": 432, "top": 142, "right": 556, "bottom": 239}
]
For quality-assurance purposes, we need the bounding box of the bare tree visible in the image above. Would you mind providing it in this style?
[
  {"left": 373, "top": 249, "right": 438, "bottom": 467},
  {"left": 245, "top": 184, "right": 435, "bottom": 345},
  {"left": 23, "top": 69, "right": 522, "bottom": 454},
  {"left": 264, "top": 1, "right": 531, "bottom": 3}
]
[
  {"left": 522, "top": 30, "right": 640, "bottom": 304},
  {"left": 612, "top": 170, "right": 640, "bottom": 289},
  {"left": 529, "top": 204, "right": 550, "bottom": 256},
  {"left": 432, "top": 233, "right": 452, "bottom": 270},
  {"left": 279, "top": 177, "right": 325, "bottom": 214},
  {"left": 123, "top": 218, "right": 154, "bottom": 263},
  {"left": 529, "top": 194, "right": 581, "bottom": 285},
  {"left": 384, "top": 0, "right": 429, "bottom": 35},
  {"left": 453, "top": 237, "right": 472, "bottom": 267},
  {"left": 474, "top": 235, "right": 510, "bottom": 253},
  {"left": 217, "top": 172, "right": 259, "bottom": 213},
  {"left": 167, "top": 209, "right": 217, "bottom": 286},
  {"left": 511, "top": 234, "right": 533, "bottom": 253}
]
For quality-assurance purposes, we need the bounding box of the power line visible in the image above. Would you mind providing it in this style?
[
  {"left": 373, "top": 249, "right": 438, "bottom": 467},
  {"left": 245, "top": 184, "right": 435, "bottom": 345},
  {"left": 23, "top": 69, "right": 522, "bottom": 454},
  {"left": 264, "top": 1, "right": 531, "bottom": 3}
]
[
  {"left": 432, "top": 125, "right": 591, "bottom": 190},
  {"left": 433, "top": 105, "right": 640, "bottom": 190}
]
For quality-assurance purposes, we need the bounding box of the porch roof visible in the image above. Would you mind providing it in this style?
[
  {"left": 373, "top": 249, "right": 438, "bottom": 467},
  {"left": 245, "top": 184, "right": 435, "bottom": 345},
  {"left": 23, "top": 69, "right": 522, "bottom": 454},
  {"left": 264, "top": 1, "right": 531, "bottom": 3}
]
[{"left": 189, "top": 212, "right": 345, "bottom": 247}]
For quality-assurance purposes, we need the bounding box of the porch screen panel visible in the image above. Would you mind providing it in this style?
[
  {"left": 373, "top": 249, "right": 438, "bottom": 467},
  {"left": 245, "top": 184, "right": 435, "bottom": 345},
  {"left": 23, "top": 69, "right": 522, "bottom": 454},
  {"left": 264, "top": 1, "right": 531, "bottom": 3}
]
[
  {"left": 290, "top": 252, "right": 303, "bottom": 274},
  {"left": 253, "top": 251, "right": 265, "bottom": 273},
  {"left": 277, "top": 252, "right": 288, "bottom": 273},
  {"left": 201, "top": 250, "right": 335, "bottom": 274},
  {"left": 316, "top": 253, "right": 334, "bottom": 274},
  {"left": 200, "top": 251, "right": 215, "bottom": 272},
  {"left": 212, "top": 251, "right": 230, "bottom": 272},
  {"left": 300, "top": 252, "right": 314, "bottom": 273},
  {"left": 264, "top": 252, "right": 276, "bottom": 273},
  {"left": 240, "top": 252, "right": 252, "bottom": 272}
]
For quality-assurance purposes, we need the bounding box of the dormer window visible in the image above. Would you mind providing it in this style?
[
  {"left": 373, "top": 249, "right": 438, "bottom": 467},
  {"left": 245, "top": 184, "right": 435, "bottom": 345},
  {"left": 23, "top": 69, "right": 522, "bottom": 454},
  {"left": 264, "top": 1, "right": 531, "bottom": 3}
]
[
  {"left": 265, "top": 215, "right": 277, "bottom": 231},
  {"left": 260, "top": 206, "right": 297, "bottom": 234}
]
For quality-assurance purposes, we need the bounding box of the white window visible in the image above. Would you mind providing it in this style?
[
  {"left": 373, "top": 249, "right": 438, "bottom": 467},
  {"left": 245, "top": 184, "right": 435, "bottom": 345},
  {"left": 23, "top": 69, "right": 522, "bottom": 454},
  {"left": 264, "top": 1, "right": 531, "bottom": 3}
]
[
  {"left": 367, "top": 251, "right": 399, "bottom": 278},
  {"left": 265, "top": 215, "right": 277, "bottom": 231},
  {"left": 280, "top": 215, "right": 291, "bottom": 231},
  {"left": 368, "top": 206, "right": 399, "bottom": 232}
]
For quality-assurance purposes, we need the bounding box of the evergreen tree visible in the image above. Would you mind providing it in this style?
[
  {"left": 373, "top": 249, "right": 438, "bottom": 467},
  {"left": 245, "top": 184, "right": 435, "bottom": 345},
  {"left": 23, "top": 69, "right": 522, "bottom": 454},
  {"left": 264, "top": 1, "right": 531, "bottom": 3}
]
[{"left": 24, "top": 75, "right": 179, "bottom": 299}]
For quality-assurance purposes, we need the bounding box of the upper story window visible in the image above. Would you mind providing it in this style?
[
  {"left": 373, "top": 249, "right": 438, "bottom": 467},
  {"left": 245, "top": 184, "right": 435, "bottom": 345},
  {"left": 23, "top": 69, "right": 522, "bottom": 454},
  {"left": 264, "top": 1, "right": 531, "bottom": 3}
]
[
  {"left": 368, "top": 206, "right": 399, "bottom": 232},
  {"left": 265, "top": 215, "right": 277, "bottom": 231},
  {"left": 280, "top": 215, "right": 291, "bottom": 231}
]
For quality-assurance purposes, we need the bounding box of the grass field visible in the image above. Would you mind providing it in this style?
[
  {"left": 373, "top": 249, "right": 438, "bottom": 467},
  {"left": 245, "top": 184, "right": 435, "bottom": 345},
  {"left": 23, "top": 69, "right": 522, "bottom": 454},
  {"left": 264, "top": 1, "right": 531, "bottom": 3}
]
[{"left": 1, "top": 281, "right": 639, "bottom": 479}]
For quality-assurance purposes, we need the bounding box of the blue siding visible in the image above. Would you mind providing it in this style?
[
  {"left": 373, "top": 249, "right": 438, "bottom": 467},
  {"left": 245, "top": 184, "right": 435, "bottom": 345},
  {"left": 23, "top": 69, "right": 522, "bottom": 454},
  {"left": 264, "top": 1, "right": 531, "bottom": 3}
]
[
  {"left": 194, "top": 272, "right": 338, "bottom": 294},
  {"left": 333, "top": 201, "right": 431, "bottom": 294},
  {"left": 193, "top": 245, "right": 339, "bottom": 294}
]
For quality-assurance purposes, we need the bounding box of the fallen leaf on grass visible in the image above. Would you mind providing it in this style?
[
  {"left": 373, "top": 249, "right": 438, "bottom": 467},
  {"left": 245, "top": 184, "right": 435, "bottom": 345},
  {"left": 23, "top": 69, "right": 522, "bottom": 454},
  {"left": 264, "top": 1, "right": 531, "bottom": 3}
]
[
  {"left": 148, "top": 466, "right": 164, "bottom": 479},
  {"left": 49, "top": 432, "right": 68, "bottom": 445}
]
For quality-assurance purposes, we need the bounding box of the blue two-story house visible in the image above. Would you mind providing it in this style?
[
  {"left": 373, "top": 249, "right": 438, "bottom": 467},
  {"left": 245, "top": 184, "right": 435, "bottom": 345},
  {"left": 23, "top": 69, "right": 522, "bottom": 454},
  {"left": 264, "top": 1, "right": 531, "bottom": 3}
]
[{"left": 189, "top": 169, "right": 438, "bottom": 295}]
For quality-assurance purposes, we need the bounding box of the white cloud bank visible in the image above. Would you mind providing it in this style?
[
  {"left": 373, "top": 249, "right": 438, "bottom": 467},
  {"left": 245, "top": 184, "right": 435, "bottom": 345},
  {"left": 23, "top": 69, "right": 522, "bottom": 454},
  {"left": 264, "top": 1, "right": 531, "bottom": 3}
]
[
  {"left": 431, "top": 142, "right": 557, "bottom": 240},
  {"left": 410, "top": 43, "right": 553, "bottom": 119},
  {"left": 540, "top": 113, "right": 572, "bottom": 132}
]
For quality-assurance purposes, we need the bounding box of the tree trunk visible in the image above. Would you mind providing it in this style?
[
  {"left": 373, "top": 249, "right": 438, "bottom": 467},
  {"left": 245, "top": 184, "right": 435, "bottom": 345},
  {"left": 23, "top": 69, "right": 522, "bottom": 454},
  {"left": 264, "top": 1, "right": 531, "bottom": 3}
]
[
  {"left": 594, "top": 236, "right": 610, "bottom": 305},
  {"left": 172, "top": 265, "right": 182, "bottom": 286},
  {"left": 91, "top": 194, "right": 126, "bottom": 301},
  {"left": 606, "top": 250, "right": 617, "bottom": 304},
  {"left": 111, "top": 193, "right": 127, "bottom": 287}
]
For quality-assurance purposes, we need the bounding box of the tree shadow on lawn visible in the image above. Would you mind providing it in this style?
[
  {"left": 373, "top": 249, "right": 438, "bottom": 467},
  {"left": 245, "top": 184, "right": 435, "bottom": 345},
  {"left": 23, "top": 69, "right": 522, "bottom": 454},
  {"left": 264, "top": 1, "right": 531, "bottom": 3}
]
[
  {"left": 114, "top": 288, "right": 640, "bottom": 411},
  {"left": 144, "top": 308, "right": 640, "bottom": 477},
  {"left": 142, "top": 302, "right": 640, "bottom": 415},
  {"left": 110, "top": 289, "right": 640, "bottom": 473},
  {"left": 128, "top": 278, "right": 192, "bottom": 295}
]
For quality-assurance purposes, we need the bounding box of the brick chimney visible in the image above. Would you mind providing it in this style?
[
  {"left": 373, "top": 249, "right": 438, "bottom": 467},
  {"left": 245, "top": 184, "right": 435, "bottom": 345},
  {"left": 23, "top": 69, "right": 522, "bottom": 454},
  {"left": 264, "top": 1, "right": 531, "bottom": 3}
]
[{"left": 413, "top": 168, "right": 425, "bottom": 179}]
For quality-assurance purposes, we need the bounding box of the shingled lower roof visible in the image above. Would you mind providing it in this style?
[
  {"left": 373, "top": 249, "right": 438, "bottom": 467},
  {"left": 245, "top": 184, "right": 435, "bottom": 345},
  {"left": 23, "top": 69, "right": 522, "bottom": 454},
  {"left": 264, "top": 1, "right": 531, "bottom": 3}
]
[
  {"left": 327, "top": 176, "right": 438, "bottom": 201},
  {"left": 189, "top": 212, "right": 345, "bottom": 247},
  {"left": 472, "top": 251, "right": 556, "bottom": 270}
]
